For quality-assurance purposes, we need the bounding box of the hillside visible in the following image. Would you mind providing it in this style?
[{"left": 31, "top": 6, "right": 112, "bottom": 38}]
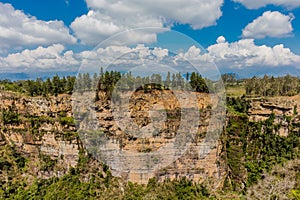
[{"left": 0, "top": 87, "right": 299, "bottom": 199}]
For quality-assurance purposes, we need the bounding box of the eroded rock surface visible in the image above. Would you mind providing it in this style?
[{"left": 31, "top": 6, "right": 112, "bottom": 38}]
[{"left": 1, "top": 90, "right": 299, "bottom": 186}]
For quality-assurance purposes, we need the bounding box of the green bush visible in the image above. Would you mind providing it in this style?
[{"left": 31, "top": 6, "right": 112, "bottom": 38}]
[
  {"left": 59, "top": 116, "right": 75, "bottom": 126},
  {"left": 291, "top": 189, "right": 300, "bottom": 200},
  {"left": 2, "top": 109, "right": 20, "bottom": 125},
  {"left": 39, "top": 154, "right": 57, "bottom": 171}
]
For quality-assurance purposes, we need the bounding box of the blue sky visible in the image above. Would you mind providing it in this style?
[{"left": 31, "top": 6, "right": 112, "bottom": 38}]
[{"left": 0, "top": 0, "right": 300, "bottom": 78}]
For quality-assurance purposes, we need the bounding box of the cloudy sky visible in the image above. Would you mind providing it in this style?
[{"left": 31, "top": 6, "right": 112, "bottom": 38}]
[{"left": 0, "top": 0, "right": 300, "bottom": 78}]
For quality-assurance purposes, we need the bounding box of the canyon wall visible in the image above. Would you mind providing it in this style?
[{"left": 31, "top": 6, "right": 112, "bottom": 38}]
[{"left": 0, "top": 90, "right": 299, "bottom": 185}]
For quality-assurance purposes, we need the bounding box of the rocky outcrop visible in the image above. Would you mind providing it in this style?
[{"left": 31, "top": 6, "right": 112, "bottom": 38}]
[
  {"left": 248, "top": 96, "right": 299, "bottom": 120},
  {"left": 248, "top": 95, "right": 300, "bottom": 137}
]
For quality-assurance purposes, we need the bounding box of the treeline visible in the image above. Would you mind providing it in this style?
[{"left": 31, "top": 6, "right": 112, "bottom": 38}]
[
  {"left": 245, "top": 75, "right": 300, "bottom": 96},
  {"left": 0, "top": 75, "right": 76, "bottom": 97},
  {"left": 0, "top": 70, "right": 210, "bottom": 97},
  {"left": 94, "top": 70, "right": 209, "bottom": 100},
  {"left": 2, "top": 73, "right": 300, "bottom": 98},
  {"left": 95, "top": 70, "right": 209, "bottom": 94},
  {"left": 221, "top": 73, "right": 244, "bottom": 86}
]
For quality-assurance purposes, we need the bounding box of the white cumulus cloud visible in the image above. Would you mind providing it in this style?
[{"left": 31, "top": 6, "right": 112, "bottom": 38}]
[
  {"left": 1, "top": 37, "right": 300, "bottom": 74},
  {"left": 242, "top": 11, "right": 294, "bottom": 39},
  {"left": 70, "top": 10, "right": 164, "bottom": 45},
  {"left": 175, "top": 36, "right": 300, "bottom": 68},
  {"left": 71, "top": 0, "right": 224, "bottom": 45},
  {"left": 0, "top": 44, "right": 79, "bottom": 72},
  {"left": 0, "top": 44, "right": 170, "bottom": 73},
  {"left": 0, "top": 3, "right": 76, "bottom": 53},
  {"left": 77, "top": 44, "right": 170, "bottom": 70},
  {"left": 233, "top": 0, "right": 300, "bottom": 9},
  {"left": 216, "top": 36, "right": 226, "bottom": 43}
]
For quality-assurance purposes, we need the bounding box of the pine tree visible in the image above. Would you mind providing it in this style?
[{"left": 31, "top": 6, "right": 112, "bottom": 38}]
[
  {"left": 52, "top": 75, "right": 61, "bottom": 96},
  {"left": 165, "top": 72, "right": 171, "bottom": 89}
]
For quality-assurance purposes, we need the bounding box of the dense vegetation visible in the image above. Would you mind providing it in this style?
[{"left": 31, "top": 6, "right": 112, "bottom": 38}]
[
  {"left": 2, "top": 72, "right": 299, "bottom": 98},
  {"left": 224, "top": 97, "right": 300, "bottom": 194},
  {"left": 0, "top": 70, "right": 210, "bottom": 98},
  {"left": 0, "top": 75, "right": 76, "bottom": 96},
  {"left": 245, "top": 75, "right": 300, "bottom": 96}
]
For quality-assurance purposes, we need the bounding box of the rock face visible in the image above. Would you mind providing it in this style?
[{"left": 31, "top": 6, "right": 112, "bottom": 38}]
[
  {"left": 0, "top": 90, "right": 298, "bottom": 186},
  {"left": 0, "top": 91, "right": 79, "bottom": 180},
  {"left": 74, "top": 89, "right": 226, "bottom": 185},
  {"left": 248, "top": 95, "right": 300, "bottom": 137}
]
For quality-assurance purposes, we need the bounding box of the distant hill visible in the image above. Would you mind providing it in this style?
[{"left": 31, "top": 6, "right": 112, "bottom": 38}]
[
  {"left": 0, "top": 71, "right": 77, "bottom": 81},
  {"left": 0, "top": 72, "right": 30, "bottom": 81}
]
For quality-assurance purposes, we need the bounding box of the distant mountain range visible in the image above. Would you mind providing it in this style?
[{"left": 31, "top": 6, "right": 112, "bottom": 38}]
[
  {"left": 0, "top": 71, "right": 78, "bottom": 81},
  {"left": 219, "top": 66, "right": 300, "bottom": 79},
  {"left": 0, "top": 66, "right": 299, "bottom": 81}
]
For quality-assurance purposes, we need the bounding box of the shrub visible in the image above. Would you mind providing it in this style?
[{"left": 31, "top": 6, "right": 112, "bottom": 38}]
[
  {"left": 2, "top": 108, "right": 20, "bottom": 125},
  {"left": 59, "top": 116, "right": 75, "bottom": 126}
]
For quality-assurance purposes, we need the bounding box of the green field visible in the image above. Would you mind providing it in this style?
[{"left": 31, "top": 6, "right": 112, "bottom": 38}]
[{"left": 225, "top": 85, "right": 246, "bottom": 97}]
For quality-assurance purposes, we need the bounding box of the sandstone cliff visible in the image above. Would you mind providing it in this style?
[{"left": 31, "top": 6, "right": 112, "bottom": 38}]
[
  {"left": 0, "top": 90, "right": 299, "bottom": 187},
  {"left": 248, "top": 95, "right": 300, "bottom": 137},
  {"left": 0, "top": 91, "right": 79, "bottom": 181}
]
